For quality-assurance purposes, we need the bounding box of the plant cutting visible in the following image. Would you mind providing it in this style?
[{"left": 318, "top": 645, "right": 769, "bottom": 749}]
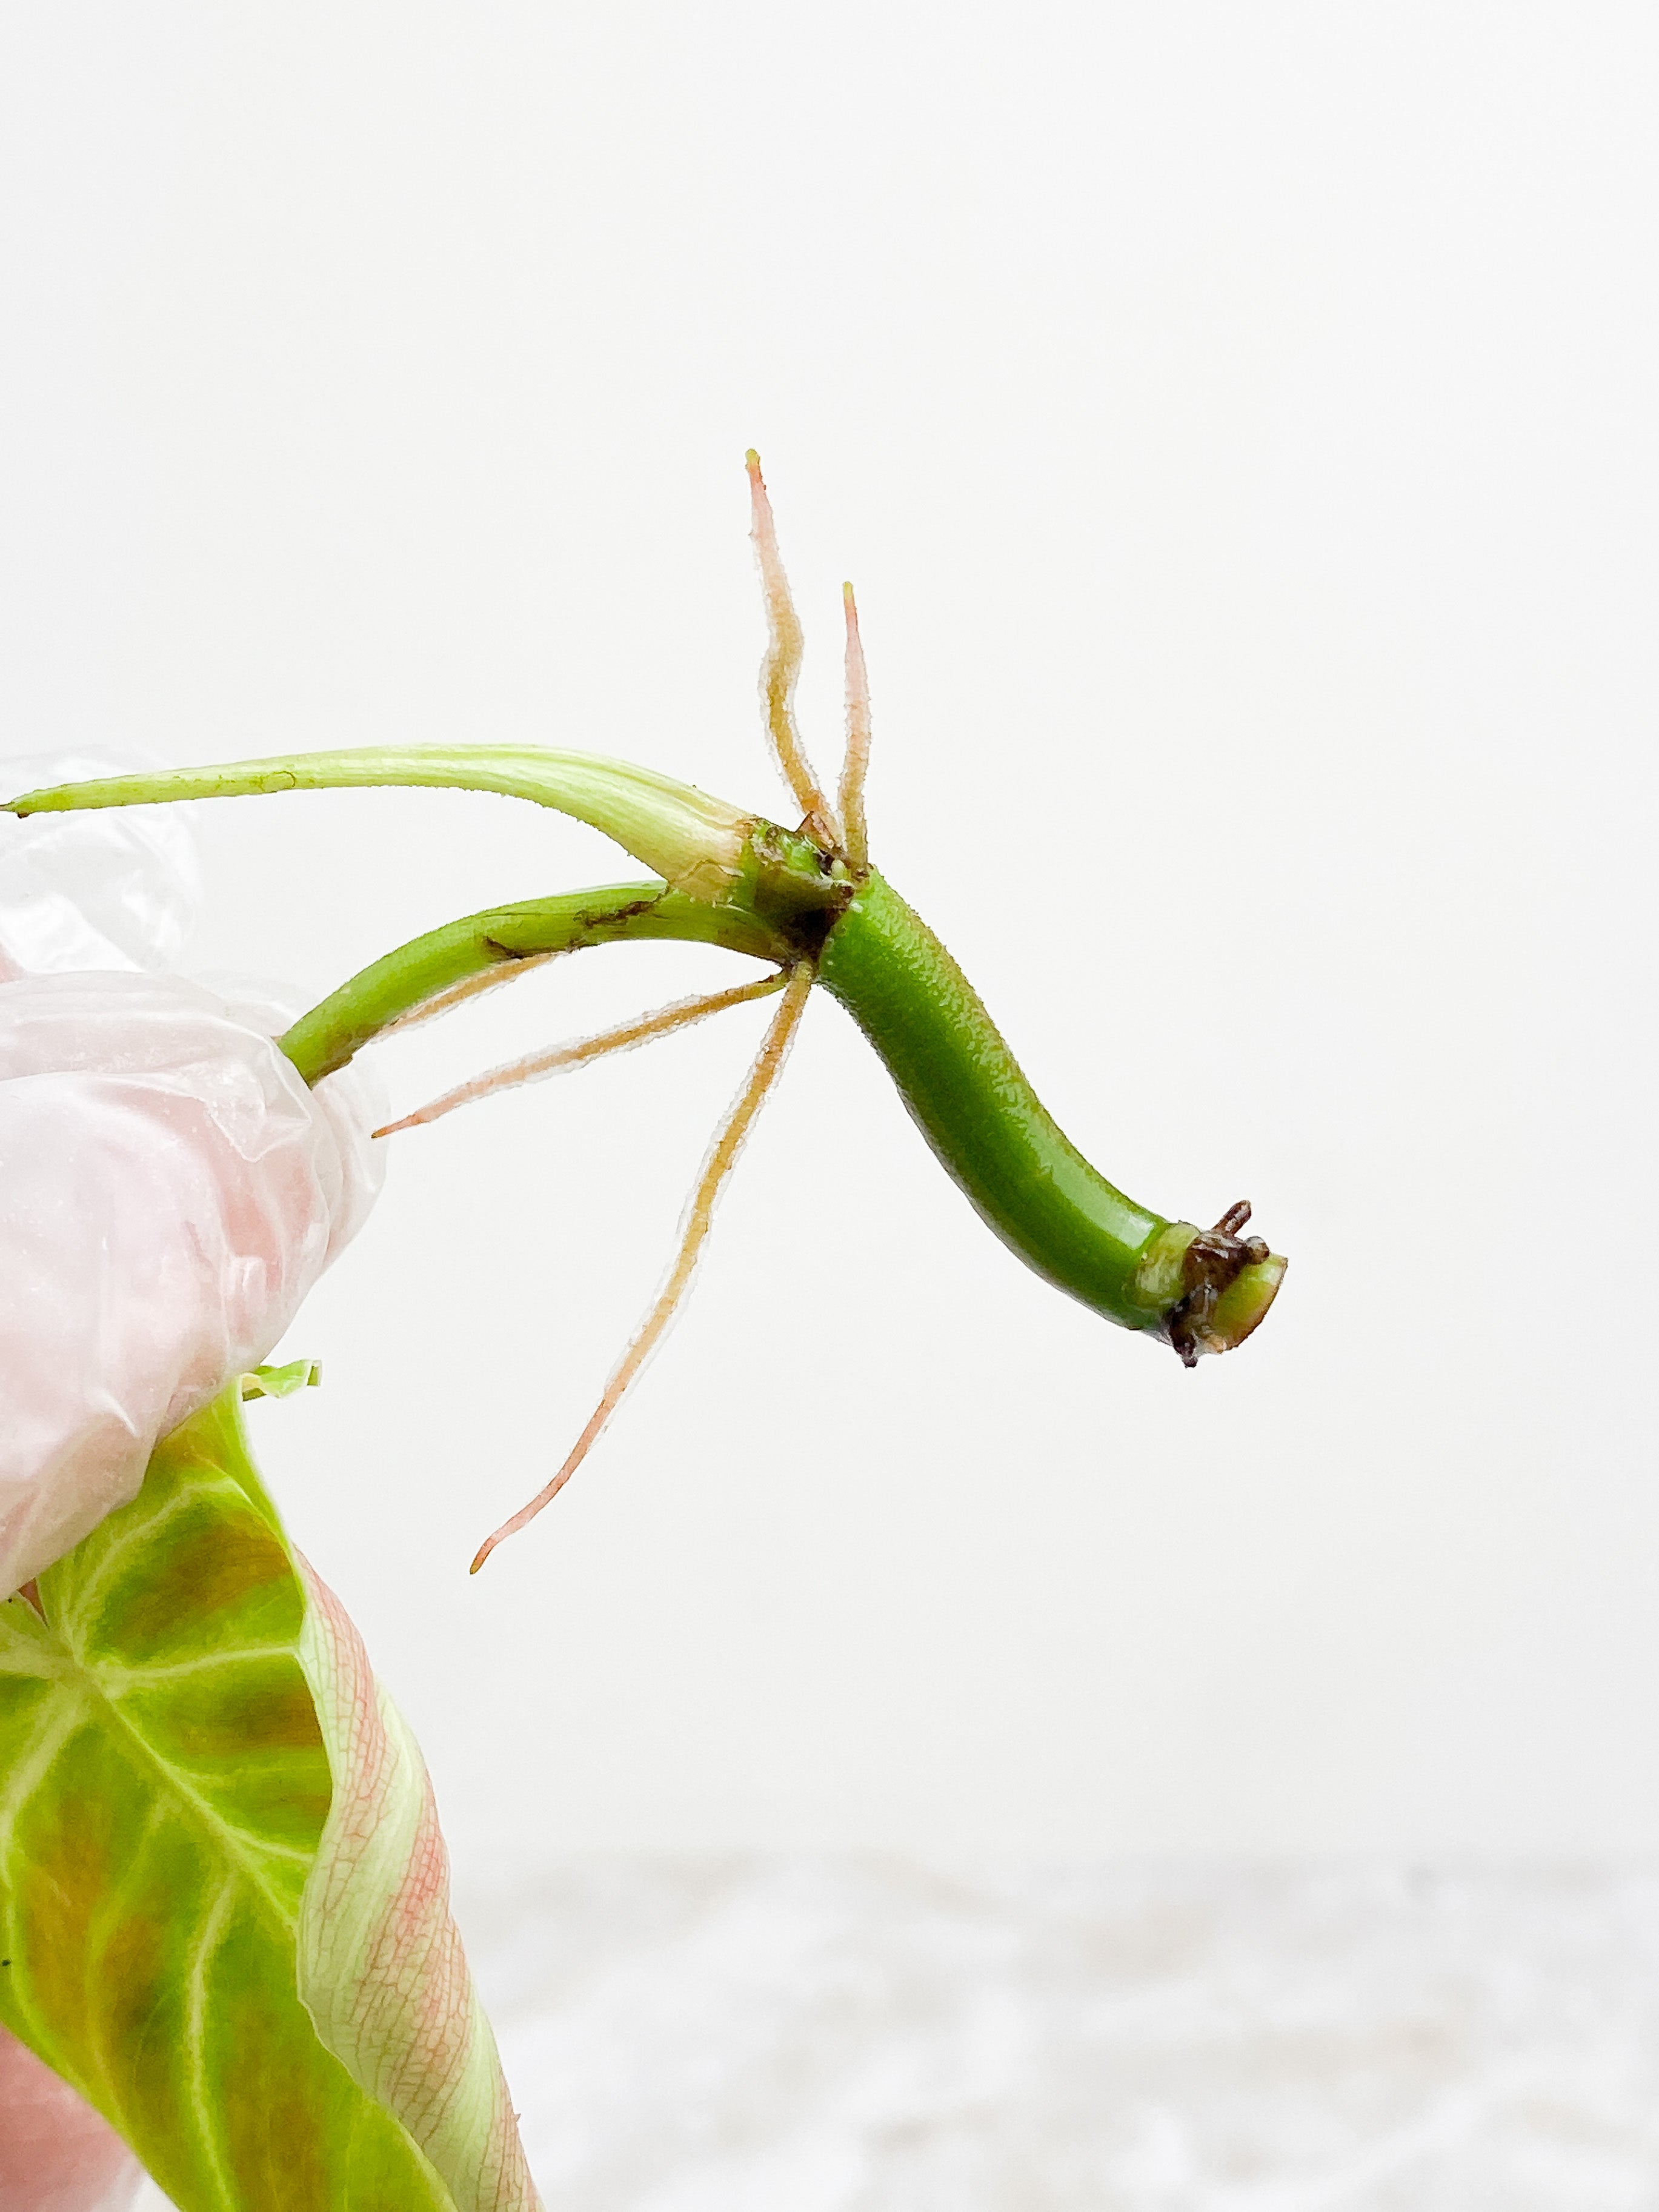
[{"left": 0, "top": 460, "right": 1285, "bottom": 2208}]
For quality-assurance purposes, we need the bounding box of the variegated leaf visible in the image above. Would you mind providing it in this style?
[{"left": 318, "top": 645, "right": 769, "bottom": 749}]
[{"left": 0, "top": 1387, "right": 539, "bottom": 2212}]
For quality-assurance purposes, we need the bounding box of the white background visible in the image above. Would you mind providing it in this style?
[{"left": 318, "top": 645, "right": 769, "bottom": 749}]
[{"left": 2, "top": 3, "right": 1655, "bottom": 1868}]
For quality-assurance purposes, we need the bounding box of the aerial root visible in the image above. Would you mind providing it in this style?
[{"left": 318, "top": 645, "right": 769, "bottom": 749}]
[
  {"left": 838, "top": 582, "right": 872, "bottom": 873},
  {"left": 382, "top": 950, "right": 562, "bottom": 1039},
  {"left": 746, "top": 450, "right": 842, "bottom": 845},
  {"left": 469, "top": 960, "right": 816, "bottom": 1572},
  {"left": 374, "top": 969, "right": 789, "bottom": 1137}
]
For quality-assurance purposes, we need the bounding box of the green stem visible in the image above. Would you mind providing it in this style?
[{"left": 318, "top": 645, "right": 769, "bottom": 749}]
[
  {"left": 817, "top": 872, "right": 1181, "bottom": 1340},
  {"left": 278, "top": 882, "right": 786, "bottom": 1086},
  {"left": 819, "top": 873, "right": 1285, "bottom": 1355}
]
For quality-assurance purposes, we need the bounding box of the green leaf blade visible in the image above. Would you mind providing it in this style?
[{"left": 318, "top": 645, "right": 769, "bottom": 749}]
[{"left": 0, "top": 1389, "right": 537, "bottom": 2211}]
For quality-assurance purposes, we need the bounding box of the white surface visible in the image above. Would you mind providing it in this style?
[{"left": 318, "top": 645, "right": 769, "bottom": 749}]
[
  {"left": 132, "top": 1857, "right": 1659, "bottom": 2209},
  {"left": 2, "top": 6, "right": 1658, "bottom": 1859}
]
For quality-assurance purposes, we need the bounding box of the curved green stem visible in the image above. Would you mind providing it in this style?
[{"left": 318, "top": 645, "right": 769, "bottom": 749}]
[
  {"left": 816, "top": 870, "right": 1291, "bottom": 1352},
  {"left": 278, "top": 881, "right": 785, "bottom": 1086},
  {"left": 6, "top": 746, "right": 766, "bottom": 908},
  {"left": 817, "top": 871, "right": 1180, "bottom": 1332}
]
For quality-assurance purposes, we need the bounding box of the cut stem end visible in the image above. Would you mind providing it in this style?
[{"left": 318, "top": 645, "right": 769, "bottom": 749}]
[{"left": 1165, "top": 1203, "right": 1287, "bottom": 1366}]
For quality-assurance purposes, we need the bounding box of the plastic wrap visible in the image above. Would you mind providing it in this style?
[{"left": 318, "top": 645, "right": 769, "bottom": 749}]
[
  {"left": 0, "top": 751, "right": 201, "bottom": 980},
  {"left": 0, "top": 2027, "right": 145, "bottom": 2212},
  {"left": 0, "top": 751, "right": 384, "bottom": 1600}
]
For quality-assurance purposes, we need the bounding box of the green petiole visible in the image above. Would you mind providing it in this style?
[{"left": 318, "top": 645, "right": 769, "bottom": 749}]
[
  {"left": 258, "top": 850, "right": 1284, "bottom": 1360},
  {"left": 278, "top": 878, "right": 790, "bottom": 1088}
]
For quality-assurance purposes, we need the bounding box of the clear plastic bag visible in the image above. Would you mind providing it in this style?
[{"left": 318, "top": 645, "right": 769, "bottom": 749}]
[
  {"left": 0, "top": 2024, "right": 147, "bottom": 2212},
  {"left": 0, "top": 753, "right": 384, "bottom": 1598},
  {"left": 0, "top": 749, "right": 202, "bottom": 980}
]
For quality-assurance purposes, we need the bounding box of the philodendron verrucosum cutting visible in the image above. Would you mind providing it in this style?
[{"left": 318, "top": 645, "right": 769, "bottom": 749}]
[{"left": 0, "top": 460, "right": 1284, "bottom": 2210}]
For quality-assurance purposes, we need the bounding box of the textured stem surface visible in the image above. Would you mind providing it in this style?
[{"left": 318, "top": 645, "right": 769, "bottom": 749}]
[
  {"left": 817, "top": 869, "right": 1285, "bottom": 1346},
  {"left": 279, "top": 881, "right": 786, "bottom": 1085}
]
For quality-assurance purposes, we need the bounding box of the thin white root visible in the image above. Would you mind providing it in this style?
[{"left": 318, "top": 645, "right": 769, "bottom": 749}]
[
  {"left": 374, "top": 969, "right": 788, "bottom": 1137},
  {"left": 839, "top": 581, "right": 872, "bottom": 873},
  {"left": 470, "top": 961, "right": 816, "bottom": 1572},
  {"left": 383, "top": 951, "right": 562, "bottom": 1038},
  {"left": 747, "top": 450, "right": 842, "bottom": 845}
]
